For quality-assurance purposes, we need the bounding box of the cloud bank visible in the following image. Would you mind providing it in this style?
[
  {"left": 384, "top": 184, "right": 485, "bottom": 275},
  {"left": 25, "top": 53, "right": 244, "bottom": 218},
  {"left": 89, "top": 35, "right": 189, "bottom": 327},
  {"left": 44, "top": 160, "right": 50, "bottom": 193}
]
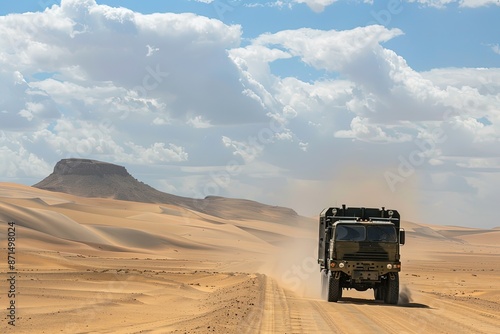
[{"left": 0, "top": 0, "right": 499, "bottom": 227}]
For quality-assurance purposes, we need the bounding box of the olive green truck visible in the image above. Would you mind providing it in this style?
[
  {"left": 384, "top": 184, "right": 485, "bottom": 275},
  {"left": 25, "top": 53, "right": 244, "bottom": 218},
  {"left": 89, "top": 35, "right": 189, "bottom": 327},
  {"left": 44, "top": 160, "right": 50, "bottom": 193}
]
[{"left": 318, "top": 205, "right": 405, "bottom": 304}]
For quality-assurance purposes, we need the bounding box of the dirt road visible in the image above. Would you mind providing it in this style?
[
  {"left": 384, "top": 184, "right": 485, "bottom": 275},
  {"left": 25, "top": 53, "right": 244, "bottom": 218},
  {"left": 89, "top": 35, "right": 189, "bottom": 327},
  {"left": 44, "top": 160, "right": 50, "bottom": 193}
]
[
  {"left": 254, "top": 275, "right": 499, "bottom": 334},
  {"left": 4, "top": 252, "right": 500, "bottom": 333}
]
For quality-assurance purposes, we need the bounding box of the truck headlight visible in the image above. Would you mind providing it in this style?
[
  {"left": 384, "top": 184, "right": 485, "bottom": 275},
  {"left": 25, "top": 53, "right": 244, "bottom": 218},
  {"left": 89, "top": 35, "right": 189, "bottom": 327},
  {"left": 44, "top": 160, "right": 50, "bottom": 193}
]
[
  {"left": 339, "top": 262, "right": 345, "bottom": 268},
  {"left": 387, "top": 264, "right": 393, "bottom": 269}
]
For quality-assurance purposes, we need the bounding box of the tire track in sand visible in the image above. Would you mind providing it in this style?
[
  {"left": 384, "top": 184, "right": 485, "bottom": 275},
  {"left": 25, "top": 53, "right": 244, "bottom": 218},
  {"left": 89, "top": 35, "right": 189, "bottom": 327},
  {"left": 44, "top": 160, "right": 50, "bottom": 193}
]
[{"left": 257, "top": 276, "right": 342, "bottom": 333}]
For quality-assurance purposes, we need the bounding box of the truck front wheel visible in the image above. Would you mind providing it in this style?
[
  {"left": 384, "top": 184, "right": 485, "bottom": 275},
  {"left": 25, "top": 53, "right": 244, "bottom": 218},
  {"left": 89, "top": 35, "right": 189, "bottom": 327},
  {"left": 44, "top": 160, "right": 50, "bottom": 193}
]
[
  {"left": 327, "top": 271, "right": 342, "bottom": 302},
  {"left": 321, "top": 269, "right": 328, "bottom": 300},
  {"left": 384, "top": 273, "right": 399, "bottom": 305},
  {"left": 374, "top": 287, "right": 383, "bottom": 301}
]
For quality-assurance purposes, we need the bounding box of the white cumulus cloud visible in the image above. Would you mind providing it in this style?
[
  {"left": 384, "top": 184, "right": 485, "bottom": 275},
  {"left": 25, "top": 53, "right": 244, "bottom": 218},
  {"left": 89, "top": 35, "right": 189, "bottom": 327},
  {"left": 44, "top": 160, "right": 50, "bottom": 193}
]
[{"left": 293, "top": 0, "right": 338, "bottom": 12}]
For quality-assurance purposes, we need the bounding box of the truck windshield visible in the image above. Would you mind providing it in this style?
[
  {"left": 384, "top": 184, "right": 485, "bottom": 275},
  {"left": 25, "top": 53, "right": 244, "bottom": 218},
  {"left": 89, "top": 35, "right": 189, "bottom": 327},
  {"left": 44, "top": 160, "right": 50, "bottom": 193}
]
[
  {"left": 335, "top": 225, "right": 397, "bottom": 242},
  {"left": 366, "top": 225, "right": 397, "bottom": 242},
  {"left": 335, "top": 225, "right": 366, "bottom": 241}
]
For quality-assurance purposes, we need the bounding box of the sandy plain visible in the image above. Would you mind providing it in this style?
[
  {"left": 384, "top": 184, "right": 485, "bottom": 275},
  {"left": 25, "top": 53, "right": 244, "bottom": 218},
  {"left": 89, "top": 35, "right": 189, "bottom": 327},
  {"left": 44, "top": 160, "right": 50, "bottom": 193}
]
[{"left": 0, "top": 182, "right": 499, "bottom": 333}]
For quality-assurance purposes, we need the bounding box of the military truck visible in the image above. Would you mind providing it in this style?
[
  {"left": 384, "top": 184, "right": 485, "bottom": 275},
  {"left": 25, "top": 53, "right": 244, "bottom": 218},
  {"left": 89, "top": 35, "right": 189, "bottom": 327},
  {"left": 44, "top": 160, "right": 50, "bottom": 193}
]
[{"left": 318, "top": 205, "right": 405, "bottom": 304}]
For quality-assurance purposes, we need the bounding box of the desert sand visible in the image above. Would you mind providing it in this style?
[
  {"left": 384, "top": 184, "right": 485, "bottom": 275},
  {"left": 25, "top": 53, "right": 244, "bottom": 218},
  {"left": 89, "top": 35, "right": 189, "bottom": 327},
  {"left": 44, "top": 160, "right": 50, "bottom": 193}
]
[{"left": 1, "top": 182, "right": 499, "bottom": 333}]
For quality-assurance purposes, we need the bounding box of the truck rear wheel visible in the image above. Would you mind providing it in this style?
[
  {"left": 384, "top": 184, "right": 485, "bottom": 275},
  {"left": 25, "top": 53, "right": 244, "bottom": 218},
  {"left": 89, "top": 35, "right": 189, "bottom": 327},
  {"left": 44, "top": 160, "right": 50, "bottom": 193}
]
[
  {"left": 327, "top": 271, "right": 342, "bottom": 302},
  {"left": 384, "top": 273, "right": 399, "bottom": 305}
]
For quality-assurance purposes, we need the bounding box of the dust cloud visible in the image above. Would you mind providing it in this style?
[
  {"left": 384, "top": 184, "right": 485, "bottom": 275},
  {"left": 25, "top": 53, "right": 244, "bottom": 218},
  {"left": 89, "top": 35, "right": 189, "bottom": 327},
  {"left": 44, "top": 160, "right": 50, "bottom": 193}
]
[
  {"left": 282, "top": 162, "right": 423, "bottom": 225},
  {"left": 258, "top": 233, "right": 322, "bottom": 299},
  {"left": 398, "top": 285, "right": 413, "bottom": 305},
  {"left": 326, "top": 164, "right": 422, "bottom": 222}
]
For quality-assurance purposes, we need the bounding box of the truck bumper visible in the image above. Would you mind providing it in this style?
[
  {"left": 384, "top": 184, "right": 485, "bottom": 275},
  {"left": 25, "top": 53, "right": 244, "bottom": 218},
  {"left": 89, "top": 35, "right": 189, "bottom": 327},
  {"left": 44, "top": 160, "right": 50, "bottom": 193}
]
[{"left": 329, "top": 260, "right": 401, "bottom": 281}]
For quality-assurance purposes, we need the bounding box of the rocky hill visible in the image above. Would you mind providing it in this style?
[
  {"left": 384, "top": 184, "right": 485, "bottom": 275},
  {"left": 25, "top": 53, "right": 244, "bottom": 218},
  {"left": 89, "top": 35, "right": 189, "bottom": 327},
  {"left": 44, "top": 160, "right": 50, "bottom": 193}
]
[{"left": 34, "top": 158, "right": 308, "bottom": 225}]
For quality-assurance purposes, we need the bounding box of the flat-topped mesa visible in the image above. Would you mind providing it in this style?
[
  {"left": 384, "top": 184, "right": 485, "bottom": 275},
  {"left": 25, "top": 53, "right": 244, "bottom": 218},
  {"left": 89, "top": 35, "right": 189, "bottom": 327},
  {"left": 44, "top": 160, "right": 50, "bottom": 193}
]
[
  {"left": 34, "top": 158, "right": 311, "bottom": 226},
  {"left": 33, "top": 158, "right": 182, "bottom": 203},
  {"left": 53, "top": 159, "right": 129, "bottom": 177}
]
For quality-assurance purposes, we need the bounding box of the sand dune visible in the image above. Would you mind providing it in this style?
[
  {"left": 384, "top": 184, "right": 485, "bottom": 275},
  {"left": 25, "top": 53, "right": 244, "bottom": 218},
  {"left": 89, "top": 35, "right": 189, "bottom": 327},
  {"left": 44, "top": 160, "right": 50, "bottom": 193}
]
[
  {"left": 0, "top": 201, "right": 110, "bottom": 244},
  {"left": 0, "top": 183, "right": 282, "bottom": 258},
  {"left": 453, "top": 230, "right": 500, "bottom": 245},
  {"left": 0, "top": 182, "right": 499, "bottom": 333}
]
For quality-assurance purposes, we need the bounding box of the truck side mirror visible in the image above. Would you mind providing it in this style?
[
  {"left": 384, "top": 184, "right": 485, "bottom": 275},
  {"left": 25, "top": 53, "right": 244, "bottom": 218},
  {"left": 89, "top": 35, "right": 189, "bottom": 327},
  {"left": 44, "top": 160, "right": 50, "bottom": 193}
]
[{"left": 399, "top": 229, "right": 406, "bottom": 245}]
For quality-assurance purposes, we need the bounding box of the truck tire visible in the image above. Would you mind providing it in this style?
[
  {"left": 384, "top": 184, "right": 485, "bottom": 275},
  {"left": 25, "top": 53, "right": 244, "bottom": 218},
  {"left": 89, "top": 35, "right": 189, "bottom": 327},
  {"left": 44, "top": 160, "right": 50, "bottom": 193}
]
[
  {"left": 321, "top": 270, "right": 328, "bottom": 300},
  {"left": 327, "top": 271, "right": 342, "bottom": 302},
  {"left": 384, "top": 273, "right": 399, "bottom": 305}
]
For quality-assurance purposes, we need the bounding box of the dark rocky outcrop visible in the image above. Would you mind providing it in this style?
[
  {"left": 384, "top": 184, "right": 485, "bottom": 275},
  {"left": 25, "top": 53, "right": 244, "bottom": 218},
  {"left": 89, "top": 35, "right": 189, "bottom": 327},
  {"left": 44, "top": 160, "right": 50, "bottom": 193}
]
[
  {"left": 53, "top": 159, "right": 129, "bottom": 176},
  {"left": 33, "top": 159, "right": 190, "bottom": 206}
]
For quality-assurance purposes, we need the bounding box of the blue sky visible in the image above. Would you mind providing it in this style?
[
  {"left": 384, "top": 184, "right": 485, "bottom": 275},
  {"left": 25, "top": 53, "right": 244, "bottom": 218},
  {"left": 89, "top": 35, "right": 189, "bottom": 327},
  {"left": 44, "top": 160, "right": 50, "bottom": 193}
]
[
  {"left": 2, "top": 1, "right": 498, "bottom": 70},
  {"left": 0, "top": 0, "right": 499, "bottom": 228}
]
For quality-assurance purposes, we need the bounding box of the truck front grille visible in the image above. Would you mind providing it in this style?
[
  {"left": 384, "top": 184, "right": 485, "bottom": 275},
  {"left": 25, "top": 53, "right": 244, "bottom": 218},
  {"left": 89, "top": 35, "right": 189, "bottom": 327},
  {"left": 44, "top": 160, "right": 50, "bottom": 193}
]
[{"left": 343, "top": 251, "right": 389, "bottom": 261}]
